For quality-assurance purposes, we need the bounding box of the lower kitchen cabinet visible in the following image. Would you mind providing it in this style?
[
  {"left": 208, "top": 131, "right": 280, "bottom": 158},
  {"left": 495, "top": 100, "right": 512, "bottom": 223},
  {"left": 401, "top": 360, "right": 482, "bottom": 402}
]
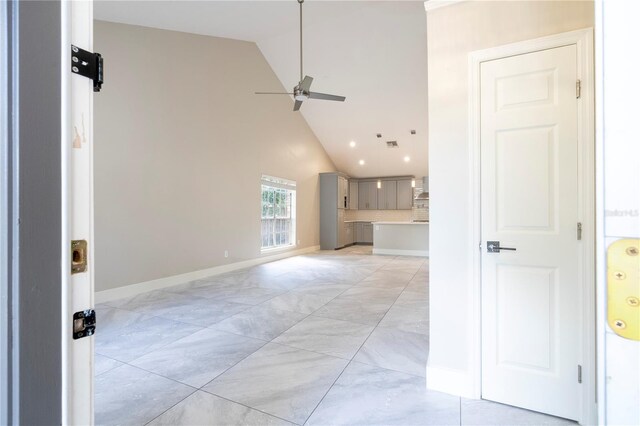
[
  {"left": 352, "top": 222, "right": 373, "bottom": 245},
  {"left": 346, "top": 222, "right": 354, "bottom": 245},
  {"left": 362, "top": 223, "right": 373, "bottom": 244}
]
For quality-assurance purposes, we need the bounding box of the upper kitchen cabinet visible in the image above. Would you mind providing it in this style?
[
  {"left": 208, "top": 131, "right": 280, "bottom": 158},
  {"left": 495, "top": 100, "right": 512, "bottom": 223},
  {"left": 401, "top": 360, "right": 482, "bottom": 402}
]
[
  {"left": 378, "top": 180, "right": 397, "bottom": 210},
  {"left": 338, "top": 176, "right": 348, "bottom": 209},
  {"left": 396, "top": 179, "right": 413, "bottom": 210},
  {"left": 358, "top": 181, "right": 378, "bottom": 210},
  {"left": 348, "top": 180, "right": 358, "bottom": 210}
]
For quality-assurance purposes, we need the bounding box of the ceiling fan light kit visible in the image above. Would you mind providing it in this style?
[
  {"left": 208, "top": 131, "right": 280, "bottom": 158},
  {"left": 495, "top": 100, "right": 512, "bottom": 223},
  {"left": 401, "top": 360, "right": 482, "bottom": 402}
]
[{"left": 255, "top": 0, "right": 346, "bottom": 111}]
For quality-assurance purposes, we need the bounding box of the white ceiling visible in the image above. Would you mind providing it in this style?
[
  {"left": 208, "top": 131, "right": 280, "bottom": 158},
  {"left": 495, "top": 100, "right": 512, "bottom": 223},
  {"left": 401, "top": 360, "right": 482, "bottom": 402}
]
[{"left": 95, "top": 1, "right": 429, "bottom": 179}]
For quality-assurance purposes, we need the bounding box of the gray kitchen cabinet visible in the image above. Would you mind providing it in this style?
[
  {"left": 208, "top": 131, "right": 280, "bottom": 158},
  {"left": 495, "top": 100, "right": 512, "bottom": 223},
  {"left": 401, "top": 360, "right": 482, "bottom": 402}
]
[
  {"left": 397, "top": 179, "right": 413, "bottom": 209},
  {"left": 337, "top": 211, "right": 346, "bottom": 247},
  {"left": 352, "top": 221, "right": 372, "bottom": 244},
  {"left": 362, "top": 222, "right": 374, "bottom": 243},
  {"left": 348, "top": 181, "right": 359, "bottom": 210},
  {"left": 320, "top": 173, "right": 351, "bottom": 250},
  {"left": 338, "top": 176, "right": 348, "bottom": 209},
  {"left": 358, "top": 181, "right": 378, "bottom": 210},
  {"left": 346, "top": 222, "right": 354, "bottom": 245},
  {"left": 378, "top": 180, "right": 397, "bottom": 210}
]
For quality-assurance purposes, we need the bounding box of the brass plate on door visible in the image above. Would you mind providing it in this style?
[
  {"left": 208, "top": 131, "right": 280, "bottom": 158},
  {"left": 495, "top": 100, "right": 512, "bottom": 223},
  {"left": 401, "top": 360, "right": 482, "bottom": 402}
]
[
  {"left": 71, "top": 240, "right": 88, "bottom": 274},
  {"left": 607, "top": 239, "right": 640, "bottom": 341}
]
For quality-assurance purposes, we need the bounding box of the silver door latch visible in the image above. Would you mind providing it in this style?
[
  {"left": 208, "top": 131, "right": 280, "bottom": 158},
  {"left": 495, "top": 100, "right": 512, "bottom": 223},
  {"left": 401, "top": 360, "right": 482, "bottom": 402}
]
[{"left": 487, "top": 241, "right": 517, "bottom": 253}]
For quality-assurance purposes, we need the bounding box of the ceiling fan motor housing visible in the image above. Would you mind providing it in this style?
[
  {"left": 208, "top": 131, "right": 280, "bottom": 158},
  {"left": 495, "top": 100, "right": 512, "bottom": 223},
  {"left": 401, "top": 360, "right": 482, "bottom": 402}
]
[{"left": 294, "top": 87, "right": 309, "bottom": 101}]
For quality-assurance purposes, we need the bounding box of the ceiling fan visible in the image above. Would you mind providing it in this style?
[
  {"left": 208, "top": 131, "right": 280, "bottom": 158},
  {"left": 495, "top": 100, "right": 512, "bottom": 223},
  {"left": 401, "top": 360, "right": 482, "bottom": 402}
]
[{"left": 255, "top": 0, "right": 346, "bottom": 111}]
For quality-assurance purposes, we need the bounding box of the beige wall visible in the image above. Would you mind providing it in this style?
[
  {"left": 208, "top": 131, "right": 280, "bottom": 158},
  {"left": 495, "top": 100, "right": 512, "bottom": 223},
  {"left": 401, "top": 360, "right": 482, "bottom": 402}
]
[
  {"left": 426, "top": 0, "right": 593, "bottom": 387},
  {"left": 94, "top": 21, "right": 336, "bottom": 291}
]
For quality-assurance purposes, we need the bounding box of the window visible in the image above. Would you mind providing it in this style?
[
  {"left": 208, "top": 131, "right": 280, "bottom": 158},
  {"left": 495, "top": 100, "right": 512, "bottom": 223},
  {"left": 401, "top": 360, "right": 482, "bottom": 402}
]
[{"left": 261, "top": 175, "right": 296, "bottom": 250}]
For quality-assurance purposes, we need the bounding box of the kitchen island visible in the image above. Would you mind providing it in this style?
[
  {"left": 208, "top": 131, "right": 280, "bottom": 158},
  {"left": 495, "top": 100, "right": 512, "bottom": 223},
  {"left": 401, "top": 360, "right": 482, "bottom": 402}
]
[{"left": 372, "top": 221, "right": 429, "bottom": 257}]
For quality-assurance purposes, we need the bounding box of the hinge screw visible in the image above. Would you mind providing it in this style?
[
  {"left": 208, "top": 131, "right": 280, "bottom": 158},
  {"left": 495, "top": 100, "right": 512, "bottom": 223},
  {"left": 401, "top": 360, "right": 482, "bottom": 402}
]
[
  {"left": 613, "top": 271, "right": 626, "bottom": 280},
  {"left": 626, "top": 246, "right": 639, "bottom": 256},
  {"left": 613, "top": 319, "right": 626, "bottom": 329},
  {"left": 627, "top": 297, "right": 639, "bottom": 307},
  {"left": 72, "top": 66, "right": 79, "bottom": 73},
  {"left": 72, "top": 45, "right": 79, "bottom": 53},
  {"left": 72, "top": 56, "right": 78, "bottom": 63}
]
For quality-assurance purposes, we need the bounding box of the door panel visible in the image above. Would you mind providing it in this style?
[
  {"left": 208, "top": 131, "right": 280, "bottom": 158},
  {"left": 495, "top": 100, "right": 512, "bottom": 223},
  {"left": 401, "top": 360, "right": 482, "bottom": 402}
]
[
  {"left": 369, "top": 182, "right": 378, "bottom": 210},
  {"left": 496, "top": 265, "right": 557, "bottom": 371},
  {"left": 349, "top": 181, "right": 358, "bottom": 210},
  {"left": 397, "top": 179, "right": 413, "bottom": 209},
  {"left": 481, "top": 44, "right": 579, "bottom": 420},
  {"left": 378, "top": 181, "right": 397, "bottom": 210},
  {"left": 358, "top": 181, "right": 368, "bottom": 209},
  {"left": 496, "top": 126, "right": 557, "bottom": 231}
]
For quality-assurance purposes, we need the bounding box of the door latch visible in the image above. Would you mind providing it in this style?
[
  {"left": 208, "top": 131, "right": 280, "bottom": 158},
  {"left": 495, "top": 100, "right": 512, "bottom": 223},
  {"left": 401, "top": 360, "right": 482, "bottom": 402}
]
[
  {"left": 486, "top": 241, "right": 517, "bottom": 253},
  {"left": 71, "top": 240, "right": 88, "bottom": 274},
  {"left": 73, "top": 309, "right": 96, "bottom": 339},
  {"left": 71, "top": 45, "right": 103, "bottom": 92}
]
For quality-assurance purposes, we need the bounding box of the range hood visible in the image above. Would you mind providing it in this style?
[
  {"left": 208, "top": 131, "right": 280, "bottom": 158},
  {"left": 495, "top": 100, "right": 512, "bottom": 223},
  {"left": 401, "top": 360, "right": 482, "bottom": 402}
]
[{"left": 415, "top": 176, "right": 429, "bottom": 200}]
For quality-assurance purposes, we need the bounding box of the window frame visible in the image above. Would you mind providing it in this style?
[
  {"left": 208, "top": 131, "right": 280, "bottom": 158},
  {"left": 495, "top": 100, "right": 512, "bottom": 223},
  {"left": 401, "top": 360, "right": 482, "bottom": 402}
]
[{"left": 260, "top": 175, "right": 297, "bottom": 252}]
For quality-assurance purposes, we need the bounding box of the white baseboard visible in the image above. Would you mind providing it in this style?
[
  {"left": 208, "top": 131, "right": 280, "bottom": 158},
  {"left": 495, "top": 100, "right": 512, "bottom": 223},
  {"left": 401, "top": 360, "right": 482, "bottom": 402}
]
[
  {"left": 95, "top": 245, "right": 320, "bottom": 304},
  {"left": 372, "top": 248, "right": 429, "bottom": 257},
  {"left": 426, "top": 365, "right": 477, "bottom": 399}
]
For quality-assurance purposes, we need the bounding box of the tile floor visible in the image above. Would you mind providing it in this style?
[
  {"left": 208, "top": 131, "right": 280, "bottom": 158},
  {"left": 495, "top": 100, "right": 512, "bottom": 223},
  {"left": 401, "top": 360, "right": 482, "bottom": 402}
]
[{"left": 95, "top": 246, "right": 575, "bottom": 426}]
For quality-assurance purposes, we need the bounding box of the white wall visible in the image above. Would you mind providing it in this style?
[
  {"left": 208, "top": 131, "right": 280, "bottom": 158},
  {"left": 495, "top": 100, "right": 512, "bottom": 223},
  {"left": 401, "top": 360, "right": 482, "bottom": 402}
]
[
  {"left": 94, "top": 21, "right": 336, "bottom": 292},
  {"left": 426, "top": 0, "right": 594, "bottom": 394}
]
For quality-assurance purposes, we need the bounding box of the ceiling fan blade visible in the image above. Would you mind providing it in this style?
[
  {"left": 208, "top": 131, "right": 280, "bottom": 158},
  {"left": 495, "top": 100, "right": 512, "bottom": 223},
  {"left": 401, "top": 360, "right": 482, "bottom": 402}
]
[
  {"left": 299, "top": 75, "right": 313, "bottom": 92},
  {"left": 308, "top": 92, "right": 346, "bottom": 102},
  {"left": 255, "top": 92, "right": 294, "bottom": 95},
  {"left": 293, "top": 100, "right": 303, "bottom": 111}
]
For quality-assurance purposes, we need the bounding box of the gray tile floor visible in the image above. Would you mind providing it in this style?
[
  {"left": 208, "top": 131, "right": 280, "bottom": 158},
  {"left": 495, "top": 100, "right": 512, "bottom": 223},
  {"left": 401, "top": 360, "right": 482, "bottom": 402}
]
[{"left": 95, "top": 246, "right": 575, "bottom": 426}]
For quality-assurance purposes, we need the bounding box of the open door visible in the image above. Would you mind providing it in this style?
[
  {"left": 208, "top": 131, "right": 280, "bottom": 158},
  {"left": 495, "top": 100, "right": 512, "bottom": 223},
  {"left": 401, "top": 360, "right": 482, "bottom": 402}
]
[
  {"left": 480, "top": 45, "right": 581, "bottom": 420},
  {"left": 63, "top": 1, "right": 97, "bottom": 424}
]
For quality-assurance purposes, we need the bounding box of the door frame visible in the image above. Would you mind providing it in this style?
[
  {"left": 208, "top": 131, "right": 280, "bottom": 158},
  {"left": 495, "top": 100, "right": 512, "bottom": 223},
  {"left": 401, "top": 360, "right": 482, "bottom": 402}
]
[
  {"left": 61, "top": 1, "right": 95, "bottom": 424},
  {"left": 467, "top": 28, "right": 595, "bottom": 424}
]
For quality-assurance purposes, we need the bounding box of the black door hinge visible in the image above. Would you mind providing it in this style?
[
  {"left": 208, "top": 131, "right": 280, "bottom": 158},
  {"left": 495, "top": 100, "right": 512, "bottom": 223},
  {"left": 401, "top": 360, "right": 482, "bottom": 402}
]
[
  {"left": 71, "top": 45, "right": 103, "bottom": 92},
  {"left": 73, "top": 309, "right": 96, "bottom": 339}
]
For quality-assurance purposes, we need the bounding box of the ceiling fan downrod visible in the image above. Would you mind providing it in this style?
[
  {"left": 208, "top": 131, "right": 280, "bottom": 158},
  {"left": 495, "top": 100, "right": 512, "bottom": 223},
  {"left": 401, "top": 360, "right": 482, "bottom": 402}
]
[
  {"left": 298, "top": 0, "right": 304, "bottom": 83},
  {"left": 254, "top": 0, "right": 345, "bottom": 111}
]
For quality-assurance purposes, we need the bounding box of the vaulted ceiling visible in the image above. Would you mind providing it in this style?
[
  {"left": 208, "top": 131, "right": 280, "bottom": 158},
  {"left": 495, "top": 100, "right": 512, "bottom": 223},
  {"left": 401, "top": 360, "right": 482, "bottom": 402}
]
[{"left": 95, "top": 1, "right": 428, "bottom": 178}]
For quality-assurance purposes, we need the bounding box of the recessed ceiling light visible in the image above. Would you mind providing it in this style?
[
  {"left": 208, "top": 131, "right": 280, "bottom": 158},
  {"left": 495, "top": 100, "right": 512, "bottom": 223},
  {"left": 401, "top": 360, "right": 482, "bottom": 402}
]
[
  {"left": 359, "top": 159, "right": 365, "bottom": 166},
  {"left": 349, "top": 141, "right": 356, "bottom": 148},
  {"left": 404, "top": 156, "right": 411, "bottom": 162}
]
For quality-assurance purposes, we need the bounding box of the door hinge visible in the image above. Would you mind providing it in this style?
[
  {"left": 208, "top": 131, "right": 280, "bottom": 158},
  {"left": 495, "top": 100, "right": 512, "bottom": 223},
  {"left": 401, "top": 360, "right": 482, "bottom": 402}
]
[
  {"left": 577, "top": 222, "right": 583, "bottom": 241},
  {"left": 576, "top": 79, "right": 581, "bottom": 99},
  {"left": 71, "top": 45, "right": 103, "bottom": 92},
  {"left": 73, "top": 309, "right": 96, "bottom": 339},
  {"left": 578, "top": 364, "right": 582, "bottom": 383}
]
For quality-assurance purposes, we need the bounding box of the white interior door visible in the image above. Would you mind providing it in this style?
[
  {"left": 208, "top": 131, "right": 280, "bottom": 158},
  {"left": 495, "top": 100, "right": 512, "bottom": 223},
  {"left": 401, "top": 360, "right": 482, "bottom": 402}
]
[
  {"left": 63, "top": 1, "right": 95, "bottom": 424},
  {"left": 480, "top": 45, "right": 580, "bottom": 420}
]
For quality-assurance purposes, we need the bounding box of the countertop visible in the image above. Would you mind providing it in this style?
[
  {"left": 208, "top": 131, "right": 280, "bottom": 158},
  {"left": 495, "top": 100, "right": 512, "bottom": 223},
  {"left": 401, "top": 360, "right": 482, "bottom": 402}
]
[
  {"left": 343, "top": 220, "right": 374, "bottom": 223},
  {"left": 372, "top": 221, "right": 429, "bottom": 225}
]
